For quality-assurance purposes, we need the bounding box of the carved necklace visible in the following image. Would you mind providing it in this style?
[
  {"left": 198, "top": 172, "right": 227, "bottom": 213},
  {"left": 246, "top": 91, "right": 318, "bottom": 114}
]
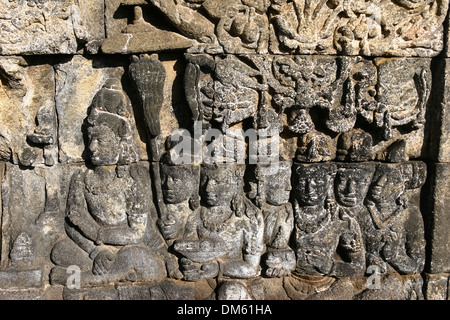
[
  {"left": 201, "top": 206, "right": 233, "bottom": 233},
  {"left": 85, "top": 166, "right": 118, "bottom": 195},
  {"left": 294, "top": 202, "right": 331, "bottom": 234}
]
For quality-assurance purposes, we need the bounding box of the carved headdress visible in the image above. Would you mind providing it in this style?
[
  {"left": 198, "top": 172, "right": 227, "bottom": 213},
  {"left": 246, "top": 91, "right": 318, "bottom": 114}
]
[{"left": 86, "top": 80, "right": 138, "bottom": 165}]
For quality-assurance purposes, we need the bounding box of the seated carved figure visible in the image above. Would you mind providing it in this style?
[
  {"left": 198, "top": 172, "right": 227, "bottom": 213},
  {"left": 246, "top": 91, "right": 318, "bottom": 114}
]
[
  {"left": 291, "top": 163, "right": 365, "bottom": 280},
  {"left": 50, "top": 85, "right": 168, "bottom": 286},
  {"left": 173, "top": 163, "right": 264, "bottom": 299},
  {"left": 363, "top": 162, "right": 426, "bottom": 275},
  {"left": 246, "top": 161, "right": 295, "bottom": 277},
  {"left": 158, "top": 160, "right": 200, "bottom": 245},
  {"left": 334, "top": 163, "right": 377, "bottom": 268}
]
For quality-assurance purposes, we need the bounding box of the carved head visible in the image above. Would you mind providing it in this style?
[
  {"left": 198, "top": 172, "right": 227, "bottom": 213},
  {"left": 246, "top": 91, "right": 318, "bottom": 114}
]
[
  {"left": 366, "top": 163, "right": 406, "bottom": 207},
  {"left": 335, "top": 163, "right": 375, "bottom": 207},
  {"left": 90, "top": 79, "right": 130, "bottom": 117},
  {"left": 247, "top": 161, "right": 292, "bottom": 207},
  {"left": 292, "top": 163, "right": 335, "bottom": 206},
  {"left": 86, "top": 108, "right": 137, "bottom": 166},
  {"left": 160, "top": 163, "right": 200, "bottom": 206},
  {"left": 200, "top": 163, "right": 245, "bottom": 207},
  {"left": 336, "top": 129, "right": 373, "bottom": 162},
  {"left": 158, "top": 162, "right": 200, "bottom": 241},
  {"left": 159, "top": 135, "right": 201, "bottom": 205}
]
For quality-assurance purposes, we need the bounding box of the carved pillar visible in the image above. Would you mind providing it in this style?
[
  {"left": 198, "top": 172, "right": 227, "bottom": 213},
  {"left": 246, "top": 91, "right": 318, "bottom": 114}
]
[{"left": 423, "top": 58, "right": 450, "bottom": 300}]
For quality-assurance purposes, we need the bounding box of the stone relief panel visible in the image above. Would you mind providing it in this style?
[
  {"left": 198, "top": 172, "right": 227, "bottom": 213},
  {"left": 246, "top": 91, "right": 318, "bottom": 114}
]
[
  {"left": 0, "top": 52, "right": 435, "bottom": 300},
  {"left": 103, "top": 0, "right": 448, "bottom": 57},
  {"left": 49, "top": 104, "right": 169, "bottom": 286},
  {"left": 0, "top": 0, "right": 105, "bottom": 55},
  {"left": 183, "top": 54, "right": 432, "bottom": 163},
  {"left": 0, "top": 56, "right": 57, "bottom": 167},
  {"left": 0, "top": 0, "right": 447, "bottom": 301}
]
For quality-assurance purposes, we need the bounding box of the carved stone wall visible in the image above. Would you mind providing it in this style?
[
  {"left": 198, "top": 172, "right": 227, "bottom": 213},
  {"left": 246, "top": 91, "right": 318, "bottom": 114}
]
[{"left": 0, "top": 0, "right": 449, "bottom": 300}]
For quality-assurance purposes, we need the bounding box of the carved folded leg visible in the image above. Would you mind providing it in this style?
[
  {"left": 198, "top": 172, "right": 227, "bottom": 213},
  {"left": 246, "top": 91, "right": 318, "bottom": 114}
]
[
  {"left": 50, "top": 238, "right": 92, "bottom": 269},
  {"left": 107, "top": 245, "right": 167, "bottom": 283}
]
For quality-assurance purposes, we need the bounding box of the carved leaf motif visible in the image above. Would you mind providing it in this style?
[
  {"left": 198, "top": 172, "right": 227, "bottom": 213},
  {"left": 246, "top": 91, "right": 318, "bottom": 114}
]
[{"left": 128, "top": 55, "right": 166, "bottom": 137}]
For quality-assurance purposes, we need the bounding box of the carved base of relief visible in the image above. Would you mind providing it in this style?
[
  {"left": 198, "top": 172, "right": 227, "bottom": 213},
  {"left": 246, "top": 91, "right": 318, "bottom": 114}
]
[
  {"left": 61, "top": 279, "right": 217, "bottom": 300},
  {"left": 37, "top": 272, "right": 430, "bottom": 300},
  {"left": 424, "top": 273, "right": 450, "bottom": 300}
]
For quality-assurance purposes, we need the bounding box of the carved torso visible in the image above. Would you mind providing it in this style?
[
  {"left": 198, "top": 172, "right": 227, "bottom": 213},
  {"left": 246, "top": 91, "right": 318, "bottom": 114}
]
[{"left": 84, "top": 170, "right": 131, "bottom": 227}]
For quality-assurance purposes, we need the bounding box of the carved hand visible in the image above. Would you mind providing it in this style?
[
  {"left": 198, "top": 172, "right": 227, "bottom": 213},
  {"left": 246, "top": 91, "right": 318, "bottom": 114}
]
[
  {"left": 180, "top": 258, "right": 219, "bottom": 281},
  {"left": 68, "top": 210, "right": 99, "bottom": 241},
  {"left": 165, "top": 255, "right": 184, "bottom": 280},
  {"left": 92, "top": 249, "right": 115, "bottom": 276},
  {"left": 264, "top": 250, "right": 296, "bottom": 278}
]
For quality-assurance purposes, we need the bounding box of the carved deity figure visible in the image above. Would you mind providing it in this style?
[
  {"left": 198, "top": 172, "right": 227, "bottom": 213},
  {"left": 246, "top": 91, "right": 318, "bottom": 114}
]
[
  {"left": 363, "top": 162, "right": 426, "bottom": 275},
  {"left": 156, "top": 160, "right": 201, "bottom": 280},
  {"left": 50, "top": 82, "right": 168, "bottom": 286},
  {"left": 159, "top": 162, "right": 200, "bottom": 244},
  {"left": 291, "top": 163, "right": 365, "bottom": 280},
  {"left": 334, "top": 163, "right": 377, "bottom": 268},
  {"left": 173, "top": 163, "right": 264, "bottom": 299},
  {"left": 246, "top": 161, "right": 295, "bottom": 277}
]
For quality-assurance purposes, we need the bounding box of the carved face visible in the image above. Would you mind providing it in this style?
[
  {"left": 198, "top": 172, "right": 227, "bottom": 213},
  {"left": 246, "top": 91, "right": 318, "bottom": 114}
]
[
  {"left": 160, "top": 164, "right": 197, "bottom": 204},
  {"left": 335, "top": 165, "right": 374, "bottom": 207},
  {"left": 293, "top": 164, "right": 330, "bottom": 206},
  {"left": 158, "top": 210, "right": 185, "bottom": 241},
  {"left": 262, "top": 164, "right": 292, "bottom": 206},
  {"left": 367, "top": 165, "right": 405, "bottom": 206},
  {"left": 88, "top": 124, "right": 120, "bottom": 166},
  {"left": 200, "top": 165, "right": 240, "bottom": 207}
]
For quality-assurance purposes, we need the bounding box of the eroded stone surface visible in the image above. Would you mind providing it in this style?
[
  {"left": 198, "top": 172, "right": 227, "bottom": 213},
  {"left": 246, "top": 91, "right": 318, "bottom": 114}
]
[
  {"left": 103, "top": 0, "right": 448, "bottom": 57},
  {"left": 0, "top": 0, "right": 448, "bottom": 301},
  {"left": 0, "top": 56, "right": 56, "bottom": 167},
  {"left": 0, "top": 0, "right": 104, "bottom": 55},
  {"left": 425, "top": 163, "right": 450, "bottom": 274}
]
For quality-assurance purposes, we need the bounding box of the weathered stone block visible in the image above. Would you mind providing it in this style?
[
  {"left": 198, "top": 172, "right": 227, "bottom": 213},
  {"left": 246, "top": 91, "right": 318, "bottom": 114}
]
[
  {"left": 424, "top": 273, "right": 450, "bottom": 300},
  {"left": 102, "top": 4, "right": 194, "bottom": 54},
  {"left": 0, "top": 0, "right": 105, "bottom": 55},
  {"left": 0, "top": 56, "right": 57, "bottom": 167},
  {"left": 425, "top": 163, "right": 450, "bottom": 274},
  {"left": 427, "top": 58, "right": 450, "bottom": 162},
  {"left": 103, "top": 0, "right": 448, "bottom": 56}
]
